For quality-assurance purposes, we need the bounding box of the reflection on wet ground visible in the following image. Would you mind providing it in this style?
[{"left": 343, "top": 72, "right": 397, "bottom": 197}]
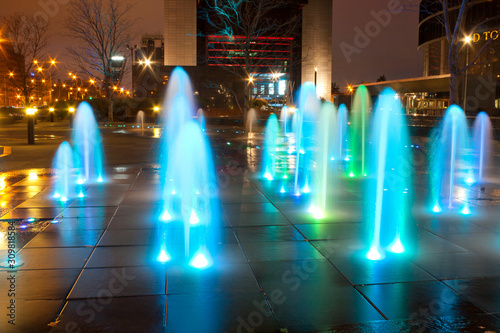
[{"left": 0, "top": 126, "right": 499, "bottom": 332}]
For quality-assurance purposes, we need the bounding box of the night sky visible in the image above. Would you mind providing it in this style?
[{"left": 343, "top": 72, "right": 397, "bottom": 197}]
[{"left": 1, "top": 0, "right": 422, "bottom": 92}]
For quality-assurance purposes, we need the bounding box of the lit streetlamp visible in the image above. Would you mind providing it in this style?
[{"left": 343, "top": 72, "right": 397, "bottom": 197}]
[
  {"left": 463, "top": 35, "right": 472, "bottom": 112},
  {"left": 26, "top": 108, "right": 36, "bottom": 144}
]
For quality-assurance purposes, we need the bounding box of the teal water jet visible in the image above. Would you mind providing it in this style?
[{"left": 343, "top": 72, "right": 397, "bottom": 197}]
[
  {"left": 365, "top": 88, "right": 413, "bottom": 260},
  {"left": 472, "top": 111, "right": 493, "bottom": 183},
  {"left": 71, "top": 102, "right": 104, "bottom": 183},
  {"left": 159, "top": 67, "right": 220, "bottom": 268},
  {"left": 262, "top": 114, "right": 281, "bottom": 181},
  {"left": 429, "top": 105, "right": 474, "bottom": 213}
]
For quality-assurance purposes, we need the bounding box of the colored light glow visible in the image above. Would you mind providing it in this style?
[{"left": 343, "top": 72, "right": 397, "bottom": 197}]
[
  {"left": 160, "top": 210, "right": 172, "bottom": 222},
  {"left": 157, "top": 249, "right": 171, "bottom": 263},
  {"left": 77, "top": 178, "right": 85, "bottom": 185},
  {"left": 309, "top": 206, "right": 325, "bottom": 219},
  {"left": 78, "top": 192, "right": 85, "bottom": 198},
  {"left": 461, "top": 205, "right": 471, "bottom": 215},
  {"left": 51, "top": 220, "right": 59, "bottom": 224},
  {"left": 465, "top": 177, "right": 474, "bottom": 185},
  {"left": 19, "top": 225, "right": 28, "bottom": 229},
  {"left": 389, "top": 237, "right": 405, "bottom": 254},
  {"left": 97, "top": 176, "right": 103, "bottom": 183},
  {"left": 280, "top": 186, "right": 286, "bottom": 193},
  {"left": 27, "top": 218, "right": 36, "bottom": 223},
  {"left": 302, "top": 184, "right": 310, "bottom": 193},
  {"left": 349, "top": 171, "right": 355, "bottom": 178},
  {"left": 366, "top": 246, "right": 384, "bottom": 261},
  {"left": 189, "top": 210, "right": 200, "bottom": 225},
  {"left": 60, "top": 196, "right": 68, "bottom": 202},
  {"left": 282, "top": 173, "right": 288, "bottom": 179},
  {"left": 53, "top": 193, "right": 61, "bottom": 199},
  {"left": 171, "top": 189, "right": 176, "bottom": 195},
  {"left": 0, "top": 177, "right": 6, "bottom": 190},
  {"left": 189, "top": 251, "right": 212, "bottom": 269},
  {"left": 344, "top": 156, "right": 350, "bottom": 162},
  {"left": 432, "top": 203, "right": 442, "bottom": 213},
  {"left": 263, "top": 171, "right": 273, "bottom": 181}
]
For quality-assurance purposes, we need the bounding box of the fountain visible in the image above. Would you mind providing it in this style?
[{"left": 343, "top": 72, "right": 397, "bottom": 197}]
[
  {"left": 365, "top": 88, "right": 413, "bottom": 260},
  {"left": 429, "top": 105, "right": 474, "bottom": 214},
  {"left": 159, "top": 67, "right": 220, "bottom": 268},
  {"left": 348, "top": 86, "right": 371, "bottom": 178},
  {"left": 71, "top": 102, "right": 104, "bottom": 184},
  {"left": 472, "top": 111, "right": 493, "bottom": 183},
  {"left": 136, "top": 110, "right": 145, "bottom": 131},
  {"left": 262, "top": 114, "right": 281, "bottom": 181},
  {"left": 310, "top": 102, "right": 337, "bottom": 219},
  {"left": 292, "top": 82, "right": 320, "bottom": 196},
  {"left": 280, "top": 105, "right": 290, "bottom": 136},
  {"left": 246, "top": 108, "right": 257, "bottom": 135},
  {"left": 52, "top": 141, "right": 83, "bottom": 202},
  {"left": 197, "top": 108, "right": 206, "bottom": 132},
  {"left": 335, "top": 104, "right": 349, "bottom": 163}
]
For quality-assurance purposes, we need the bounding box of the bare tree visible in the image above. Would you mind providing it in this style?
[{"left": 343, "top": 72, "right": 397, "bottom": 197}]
[
  {"left": 415, "top": 0, "right": 500, "bottom": 105},
  {"left": 200, "top": 0, "right": 302, "bottom": 113},
  {"left": 1, "top": 13, "right": 49, "bottom": 106},
  {"left": 65, "top": 0, "right": 134, "bottom": 121}
]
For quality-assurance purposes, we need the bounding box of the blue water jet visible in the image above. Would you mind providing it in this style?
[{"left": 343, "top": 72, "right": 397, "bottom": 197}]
[
  {"left": 159, "top": 67, "right": 220, "bottom": 268},
  {"left": 472, "top": 111, "right": 493, "bottom": 183},
  {"left": 293, "top": 82, "right": 320, "bottom": 196},
  {"left": 71, "top": 102, "right": 105, "bottom": 183},
  {"left": 52, "top": 141, "right": 82, "bottom": 201},
  {"left": 262, "top": 114, "right": 281, "bottom": 181},
  {"left": 429, "top": 105, "right": 474, "bottom": 212},
  {"left": 365, "top": 88, "right": 413, "bottom": 260}
]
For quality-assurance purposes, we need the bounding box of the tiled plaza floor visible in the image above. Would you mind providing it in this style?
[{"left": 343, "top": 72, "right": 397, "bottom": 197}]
[{"left": 0, "top": 125, "right": 499, "bottom": 332}]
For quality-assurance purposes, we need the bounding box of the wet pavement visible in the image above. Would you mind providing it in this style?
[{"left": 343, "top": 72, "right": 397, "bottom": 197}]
[{"left": 0, "top": 120, "right": 500, "bottom": 332}]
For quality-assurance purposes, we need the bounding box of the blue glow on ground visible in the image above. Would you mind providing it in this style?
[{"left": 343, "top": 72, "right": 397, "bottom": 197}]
[
  {"left": 461, "top": 205, "right": 471, "bottom": 215},
  {"left": 432, "top": 203, "right": 442, "bottom": 213},
  {"left": 157, "top": 248, "right": 171, "bottom": 263},
  {"left": 366, "top": 245, "right": 384, "bottom": 261},
  {"left": 160, "top": 210, "right": 172, "bottom": 222},
  {"left": 189, "top": 249, "right": 212, "bottom": 269}
]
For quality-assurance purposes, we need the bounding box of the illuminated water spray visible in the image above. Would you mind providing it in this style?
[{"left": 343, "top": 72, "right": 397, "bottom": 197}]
[
  {"left": 348, "top": 86, "right": 371, "bottom": 178},
  {"left": 472, "top": 112, "right": 492, "bottom": 182},
  {"left": 197, "top": 108, "right": 206, "bottom": 132},
  {"left": 136, "top": 110, "right": 145, "bottom": 132},
  {"left": 429, "top": 105, "right": 474, "bottom": 213},
  {"left": 335, "top": 104, "right": 349, "bottom": 162},
  {"left": 71, "top": 102, "right": 104, "bottom": 183},
  {"left": 293, "top": 82, "right": 319, "bottom": 196},
  {"left": 262, "top": 114, "right": 281, "bottom": 181},
  {"left": 52, "top": 141, "right": 82, "bottom": 202},
  {"left": 159, "top": 67, "right": 220, "bottom": 268},
  {"left": 310, "top": 102, "right": 338, "bottom": 219},
  {"left": 365, "top": 88, "right": 412, "bottom": 260},
  {"left": 246, "top": 108, "right": 257, "bottom": 135},
  {"left": 280, "top": 105, "right": 290, "bottom": 136}
]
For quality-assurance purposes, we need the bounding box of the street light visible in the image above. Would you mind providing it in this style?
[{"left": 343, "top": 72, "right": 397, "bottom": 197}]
[
  {"left": 68, "top": 107, "right": 75, "bottom": 128},
  {"left": 26, "top": 108, "right": 36, "bottom": 144},
  {"left": 49, "top": 107, "right": 55, "bottom": 122},
  {"left": 154, "top": 106, "right": 160, "bottom": 124},
  {"left": 463, "top": 35, "right": 472, "bottom": 112},
  {"left": 127, "top": 44, "right": 138, "bottom": 98}
]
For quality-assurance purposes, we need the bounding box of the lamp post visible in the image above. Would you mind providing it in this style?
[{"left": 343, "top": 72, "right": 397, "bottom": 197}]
[
  {"left": 68, "top": 107, "right": 75, "bottom": 128},
  {"left": 49, "top": 107, "right": 55, "bottom": 122},
  {"left": 154, "top": 106, "right": 160, "bottom": 124},
  {"left": 463, "top": 36, "right": 472, "bottom": 112},
  {"left": 314, "top": 67, "right": 318, "bottom": 96},
  {"left": 127, "top": 44, "right": 138, "bottom": 98},
  {"left": 26, "top": 108, "right": 36, "bottom": 144}
]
